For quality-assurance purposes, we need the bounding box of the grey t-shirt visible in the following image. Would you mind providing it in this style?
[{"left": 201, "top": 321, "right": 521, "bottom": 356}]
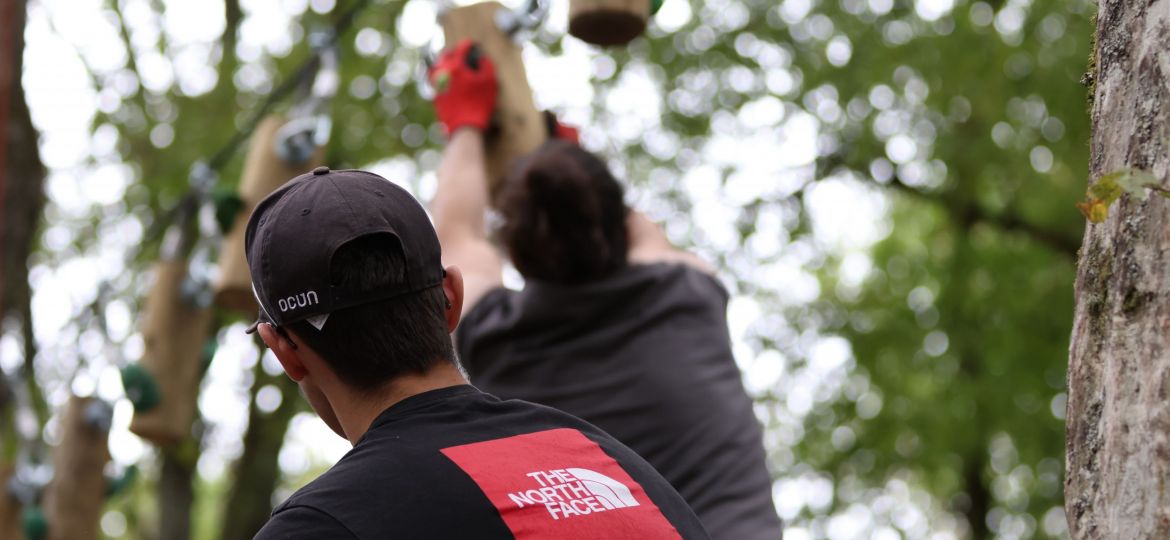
[{"left": 456, "top": 263, "right": 783, "bottom": 540}]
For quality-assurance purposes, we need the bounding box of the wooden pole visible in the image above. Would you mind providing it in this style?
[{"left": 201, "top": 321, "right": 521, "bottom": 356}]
[
  {"left": 569, "top": 0, "right": 650, "bottom": 46},
  {"left": 441, "top": 2, "right": 546, "bottom": 201},
  {"left": 0, "top": 465, "right": 24, "bottom": 540},
  {"left": 214, "top": 115, "right": 325, "bottom": 314},
  {"left": 43, "top": 396, "right": 110, "bottom": 540},
  {"left": 129, "top": 260, "right": 213, "bottom": 446}
]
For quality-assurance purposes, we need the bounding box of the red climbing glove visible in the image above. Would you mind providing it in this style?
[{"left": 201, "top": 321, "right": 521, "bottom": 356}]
[
  {"left": 429, "top": 39, "right": 498, "bottom": 135},
  {"left": 543, "top": 110, "right": 580, "bottom": 145}
]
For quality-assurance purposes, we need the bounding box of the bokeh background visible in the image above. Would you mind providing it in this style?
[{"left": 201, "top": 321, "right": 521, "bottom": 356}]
[{"left": 0, "top": 0, "right": 1092, "bottom": 537}]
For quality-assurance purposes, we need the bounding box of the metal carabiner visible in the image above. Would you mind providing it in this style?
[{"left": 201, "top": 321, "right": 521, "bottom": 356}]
[
  {"left": 495, "top": 0, "right": 549, "bottom": 37},
  {"left": 276, "top": 32, "right": 339, "bottom": 164}
]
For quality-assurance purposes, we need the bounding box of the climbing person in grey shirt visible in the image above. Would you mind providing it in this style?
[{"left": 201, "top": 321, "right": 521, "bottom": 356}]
[{"left": 429, "top": 40, "right": 784, "bottom": 540}]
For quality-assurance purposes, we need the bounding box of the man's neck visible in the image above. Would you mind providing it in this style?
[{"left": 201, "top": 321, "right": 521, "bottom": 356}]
[{"left": 334, "top": 362, "right": 469, "bottom": 445}]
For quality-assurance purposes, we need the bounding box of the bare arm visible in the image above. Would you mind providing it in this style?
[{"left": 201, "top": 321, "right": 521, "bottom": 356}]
[
  {"left": 432, "top": 129, "right": 503, "bottom": 312},
  {"left": 626, "top": 210, "right": 716, "bottom": 274}
]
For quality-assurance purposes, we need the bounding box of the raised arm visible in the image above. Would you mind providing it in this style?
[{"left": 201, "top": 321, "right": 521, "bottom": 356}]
[
  {"left": 428, "top": 40, "right": 503, "bottom": 312},
  {"left": 626, "top": 210, "right": 715, "bottom": 275},
  {"left": 433, "top": 129, "right": 503, "bottom": 311}
]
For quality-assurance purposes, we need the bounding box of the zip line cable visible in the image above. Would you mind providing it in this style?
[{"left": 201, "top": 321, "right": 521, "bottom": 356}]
[
  {"left": 43, "top": 0, "right": 373, "bottom": 358},
  {"left": 81, "top": 0, "right": 372, "bottom": 384},
  {"left": 204, "top": 0, "right": 372, "bottom": 174},
  {"left": 103, "top": 0, "right": 374, "bottom": 276},
  {"left": 168, "top": 0, "right": 374, "bottom": 217}
]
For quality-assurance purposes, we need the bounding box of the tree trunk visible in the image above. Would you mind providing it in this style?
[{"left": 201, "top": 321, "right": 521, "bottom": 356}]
[
  {"left": 0, "top": 464, "right": 24, "bottom": 540},
  {"left": 0, "top": 4, "right": 42, "bottom": 536},
  {"left": 1, "top": 0, "right": 50, "bottom": 428},
  {"left": 220, "top": 368, "right": 300, "bottom": 540},
  {"left": 1066, "top": 1, "right": 1170, "bottom": 537},
  {"left": 158, "top": 443, "right": 198, "bottom": 540},
  {"left": 1, "top": 0, "right": 46, "bottom": 324},
  {"left": 962, "top": 450, "right": 990, "bottom": 539}
]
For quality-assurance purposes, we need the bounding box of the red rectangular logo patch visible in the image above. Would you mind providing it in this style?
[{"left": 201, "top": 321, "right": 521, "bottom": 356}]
[{"left": 441, "top": 428, "right": 682, "bottom": 539}]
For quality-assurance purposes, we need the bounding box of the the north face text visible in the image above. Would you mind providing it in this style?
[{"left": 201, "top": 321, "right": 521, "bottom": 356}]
[
  {"left": 441, "top": 428, "right": 681, "bottom": 538},
  {"left": 507, "top": 468, "right": 640, "bottom": 520}
]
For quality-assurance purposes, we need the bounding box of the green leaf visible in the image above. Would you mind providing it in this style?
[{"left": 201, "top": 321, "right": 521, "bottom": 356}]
[
  {"left": 1088, "top": 172, "right": 1122, "bottom": 204},
  {"left": 1080, "top": 168, "right": 1161, "bottom": 222},
  {"left": 1112, "top": 168, "right": 1160, "bottom": 200}
]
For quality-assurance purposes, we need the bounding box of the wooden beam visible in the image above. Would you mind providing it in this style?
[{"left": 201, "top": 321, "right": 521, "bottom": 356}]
[
  {"left": 569, "top": 0, "right": 650, "bottom": 46},
  {"left": 214, "top": 115, "right": 325, "bottom": 314},
  {"left": 44, "top": 396, "right": 110, "bottom": 540},
  {"left": 129, "top": 260, "right": 213, "bottom": 446},
  {"left": 441, "top": 2, "right": 545, "bottom": 202}
]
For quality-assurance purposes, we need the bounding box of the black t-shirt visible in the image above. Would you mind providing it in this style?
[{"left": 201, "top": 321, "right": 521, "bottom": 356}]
[
  {"left": 254, "top": 385, "right": 708, "bottom": 539},
  {"left": 456, "top": 263, "right": 783, "bottom": 540}
]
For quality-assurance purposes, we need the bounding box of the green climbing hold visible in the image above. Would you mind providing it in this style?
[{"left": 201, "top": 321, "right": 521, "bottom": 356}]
[
  {"left": 651, "top": 0, "right": 665, "bottom": 15},
  {"left": 105, "top": 464, "right": 139, "bottom": 498},
  {"left": 22, "top": 506, "right": 47, "bottom": 540},
  {"left": 120, "top": 364, "right": 162, "bottom": 412},
  {"left": 212, "top": 187, "right": 246, "bottom": 234}
]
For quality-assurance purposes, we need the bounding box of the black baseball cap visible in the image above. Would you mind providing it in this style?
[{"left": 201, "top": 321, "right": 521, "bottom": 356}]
[{"left": 244, "top": 166, "right": 444, "bottom": 334}]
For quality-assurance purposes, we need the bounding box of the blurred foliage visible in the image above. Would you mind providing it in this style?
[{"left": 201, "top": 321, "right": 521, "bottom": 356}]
[{"left": 14, "top": 0, "right": 1092, "bottom": 537}]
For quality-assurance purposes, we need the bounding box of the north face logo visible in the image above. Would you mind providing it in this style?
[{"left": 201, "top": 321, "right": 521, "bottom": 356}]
[
  {"left": 506, "top": 468, "right": 640, "bottom": 520},
  {"left": 441, "top": 428, "right": 682, "bottom": 538}
]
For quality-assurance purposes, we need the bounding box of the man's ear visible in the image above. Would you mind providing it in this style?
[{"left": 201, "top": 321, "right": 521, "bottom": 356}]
[
  {"left": 442, "top": 265, "right": 465, "bottom": 332},
  {"left": 257, "top": 323, "right": 308, "bottom": 382}
]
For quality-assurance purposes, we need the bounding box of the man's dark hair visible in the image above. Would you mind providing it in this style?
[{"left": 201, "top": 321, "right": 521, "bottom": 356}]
[
  {"left": 288, "top": 234, "right": 456, "bottom": 391},
  {"left": 497, "top": 140, "right": 628, "bottom": 284}
]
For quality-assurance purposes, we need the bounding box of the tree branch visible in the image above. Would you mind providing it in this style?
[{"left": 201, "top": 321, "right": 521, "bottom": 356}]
[
  {"left": 110, "top": 0, "right": 150, "bottom": 108},
  {"left": 881, "top": 174, "right": 1082, "bottom": 257}
]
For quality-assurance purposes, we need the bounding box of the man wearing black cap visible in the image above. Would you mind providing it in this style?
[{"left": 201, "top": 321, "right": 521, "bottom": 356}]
[
  {"left": 245, "top": 165, "right": 709, "bottom": 538},
  {"left": 429, "top": 41, "right": 784, "bottom": 539}
]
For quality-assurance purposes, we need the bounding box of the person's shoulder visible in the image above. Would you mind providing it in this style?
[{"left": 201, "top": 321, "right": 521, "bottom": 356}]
[
  {"left": 454, "top": 285, "right": 518, "bottom": 347},
  {"left": 628, "top": 262, "right": 730, "bottom": 302},
  {"left": 264, "top": 430, "right": 482, "bottom": 537},
  {"left": 274, "top": 439, "right": 414, "bottom": 510},
  {"left": 254, "top": 504, "right": 357, "bottom": 539},
  {"left": 462, "top": 285, "right": 514, "bottom": 320}
]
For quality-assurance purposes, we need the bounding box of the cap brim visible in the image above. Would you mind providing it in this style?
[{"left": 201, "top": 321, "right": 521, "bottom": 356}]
[{"left": 244, "top": 308, "right": 270, "bottom": 334}]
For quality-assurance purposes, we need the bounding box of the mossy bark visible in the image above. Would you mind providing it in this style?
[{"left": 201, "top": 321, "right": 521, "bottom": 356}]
[{"left": 1066, "top": 1, "right": 1170, "bottom": 537}]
